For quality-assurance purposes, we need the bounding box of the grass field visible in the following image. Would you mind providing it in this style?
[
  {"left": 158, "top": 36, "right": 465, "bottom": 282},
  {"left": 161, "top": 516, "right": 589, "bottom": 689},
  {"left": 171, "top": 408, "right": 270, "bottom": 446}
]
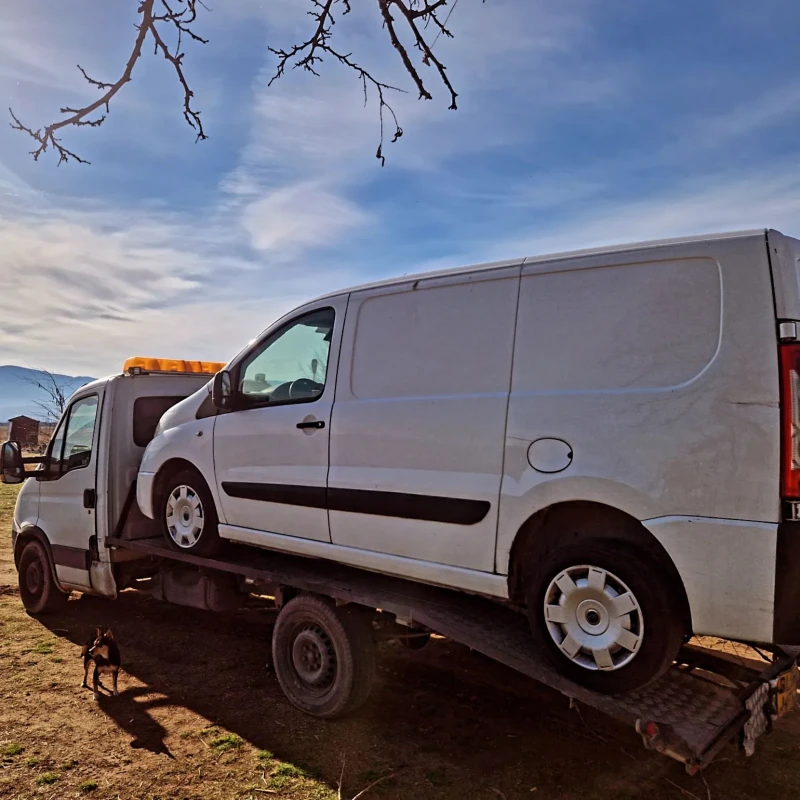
[{"left": 0, "top": 481, "right": 799, "bottom": 800}]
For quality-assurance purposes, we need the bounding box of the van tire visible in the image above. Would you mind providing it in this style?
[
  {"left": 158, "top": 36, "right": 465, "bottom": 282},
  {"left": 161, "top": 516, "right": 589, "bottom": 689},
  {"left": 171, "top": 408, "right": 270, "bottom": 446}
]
[
  {"left": 18, "top": 540, "right": 69, "bottom": 615},
  {"left": 272, "top": 594, "right": 376, "bottom": 719},
  {"left": 526, "top": 540, "right": 684, "bottom": 694},
  {"left": 159, "top": 469, "right": 223, "bottom": 557}
]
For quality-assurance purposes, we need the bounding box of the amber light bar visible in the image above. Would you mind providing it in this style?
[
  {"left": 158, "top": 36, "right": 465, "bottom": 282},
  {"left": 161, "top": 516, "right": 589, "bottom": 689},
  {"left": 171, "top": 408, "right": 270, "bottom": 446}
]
[{"left": 123, "top": 357, "right": 226, "bottom": 375}]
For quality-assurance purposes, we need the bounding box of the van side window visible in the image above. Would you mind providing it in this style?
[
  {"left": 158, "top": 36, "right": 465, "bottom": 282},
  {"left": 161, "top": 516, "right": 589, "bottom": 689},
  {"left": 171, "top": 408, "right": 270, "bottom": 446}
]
[
  {"left": 133, "top": 396, "right": 186, "bottom": 447},
  {"left": 51, "top": 395, "right": 99, "bottom": 476},
  {"left": 238, "top": 308, "right": 334, "bottom": 406}
]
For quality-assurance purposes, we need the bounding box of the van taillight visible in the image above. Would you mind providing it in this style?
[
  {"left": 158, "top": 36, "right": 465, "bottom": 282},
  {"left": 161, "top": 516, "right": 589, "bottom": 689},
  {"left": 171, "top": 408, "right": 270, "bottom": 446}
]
[{"left": 780, "top": 343, "right": 800, "bottom": 499}]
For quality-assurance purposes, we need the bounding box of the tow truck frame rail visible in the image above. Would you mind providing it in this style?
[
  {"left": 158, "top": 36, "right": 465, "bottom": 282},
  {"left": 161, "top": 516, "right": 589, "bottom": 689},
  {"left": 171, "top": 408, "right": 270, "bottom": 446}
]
[{"left": 105, "top": 531, "right": 798, "bottom": 775}]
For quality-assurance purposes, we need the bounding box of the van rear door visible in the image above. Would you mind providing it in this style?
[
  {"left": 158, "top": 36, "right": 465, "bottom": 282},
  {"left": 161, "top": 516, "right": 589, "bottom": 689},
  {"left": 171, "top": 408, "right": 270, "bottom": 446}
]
[{"left": 768, "top": 230, "right": 800, "bottom": 322}]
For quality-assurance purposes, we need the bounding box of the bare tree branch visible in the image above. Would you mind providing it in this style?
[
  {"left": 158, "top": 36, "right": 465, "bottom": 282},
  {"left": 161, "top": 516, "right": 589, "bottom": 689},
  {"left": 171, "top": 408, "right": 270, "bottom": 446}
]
[
  {"left": 12, "top": 0, "right": 470, "bottom": 166},
  {"left": 267, "top": 0, "right": 463, "bottom": 165},
  {"left": 9, "top": 0, "right": 208, "bottom": 165},
  {"left": 16, "top": 370, "right": 74, "bottom": 421}
]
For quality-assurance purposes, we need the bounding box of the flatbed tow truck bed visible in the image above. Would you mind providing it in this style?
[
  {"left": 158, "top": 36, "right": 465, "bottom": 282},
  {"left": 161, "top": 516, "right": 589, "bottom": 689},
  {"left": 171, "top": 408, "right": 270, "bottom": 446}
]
[{"left": 106, "top": 533, "right": 798, "bottom": 774}]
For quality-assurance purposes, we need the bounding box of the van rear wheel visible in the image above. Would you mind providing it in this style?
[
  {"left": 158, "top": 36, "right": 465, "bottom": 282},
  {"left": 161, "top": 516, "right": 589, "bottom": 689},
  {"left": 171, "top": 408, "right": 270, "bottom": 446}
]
[
  {"left": 526, "top": 540, "right": 684, "bottom": 694},
  {"left": 160, "top": 469, "right": 223, "bottom": 557},
  {"left": 18, "top": 540, "right": 69, "bottom": 615}
]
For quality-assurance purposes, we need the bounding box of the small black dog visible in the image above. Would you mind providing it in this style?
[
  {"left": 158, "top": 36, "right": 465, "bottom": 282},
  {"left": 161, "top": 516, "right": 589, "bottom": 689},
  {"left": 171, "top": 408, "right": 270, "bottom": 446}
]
[{"left": 81, "top": 627, "right": 121, "bottom": 701}]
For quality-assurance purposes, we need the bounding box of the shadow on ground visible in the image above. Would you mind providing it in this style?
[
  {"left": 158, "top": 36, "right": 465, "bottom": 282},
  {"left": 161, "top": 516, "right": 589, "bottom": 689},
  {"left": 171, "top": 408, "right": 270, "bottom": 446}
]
[{"left": 33, "top": 589, "right": 800, "bottom": 800}]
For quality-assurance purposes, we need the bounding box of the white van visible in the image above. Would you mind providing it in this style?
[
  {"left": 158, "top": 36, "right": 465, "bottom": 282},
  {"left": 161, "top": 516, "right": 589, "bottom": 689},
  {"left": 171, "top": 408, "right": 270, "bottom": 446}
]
[{"left": 133, "top": 228, "right": 799, "bottom": 694}]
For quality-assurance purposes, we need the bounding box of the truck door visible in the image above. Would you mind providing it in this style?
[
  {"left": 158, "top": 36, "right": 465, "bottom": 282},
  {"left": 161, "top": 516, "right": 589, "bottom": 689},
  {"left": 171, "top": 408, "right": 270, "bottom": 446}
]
[{"left": 38, "top": 390, "right": 103, "bottom": 590}]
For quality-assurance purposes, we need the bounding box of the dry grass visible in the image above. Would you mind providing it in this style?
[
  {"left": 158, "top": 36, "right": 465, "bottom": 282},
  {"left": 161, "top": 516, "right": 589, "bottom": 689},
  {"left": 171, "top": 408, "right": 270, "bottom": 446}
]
[{"left": 0, "top": 481, "right": 798, "bottom": 800}]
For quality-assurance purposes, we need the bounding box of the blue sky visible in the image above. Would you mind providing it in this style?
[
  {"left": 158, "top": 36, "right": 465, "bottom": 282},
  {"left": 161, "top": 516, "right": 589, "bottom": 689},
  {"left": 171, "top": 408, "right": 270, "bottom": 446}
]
[{"left": 3, "top": 0, "right": 800, "bottom": 376}]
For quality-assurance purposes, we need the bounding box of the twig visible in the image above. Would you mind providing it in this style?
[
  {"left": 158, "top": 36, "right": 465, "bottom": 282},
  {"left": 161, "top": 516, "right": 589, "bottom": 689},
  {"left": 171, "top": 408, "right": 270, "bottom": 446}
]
[
  {"left": 391, "top": 0, "right": 458, "bottom": 109},
  {"left": 349, "top": 772, "right": 396, "bottom": 800},
  {"left": 700, "top": 773, "right": 712, "bottom": 800},
  {"left": 572, "top": 700, "right": 608, "bottom": 744},
  {"left": 430, "top": 0, "right": 459, "bottom": 48},
  {"left": 665, "top": 778, "right": 704, "bottom": 800},
  {"left": 337, "top": 755, "right": 346, "bottom": 800},
  {"left": 490, "top": 789, "right": 508, "bottom": 800},
  {"left": 10, "top": 0, "right": 208, "bottom": 164},
  {"left": 268, "top": 0, "right": 464, "bottom": 164}
]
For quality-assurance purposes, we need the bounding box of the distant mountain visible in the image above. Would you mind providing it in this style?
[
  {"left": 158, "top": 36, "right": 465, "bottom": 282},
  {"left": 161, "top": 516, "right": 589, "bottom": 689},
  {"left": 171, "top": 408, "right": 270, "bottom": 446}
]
[{"left": 0, "top": 366, "right": 95, "bottom": 422}]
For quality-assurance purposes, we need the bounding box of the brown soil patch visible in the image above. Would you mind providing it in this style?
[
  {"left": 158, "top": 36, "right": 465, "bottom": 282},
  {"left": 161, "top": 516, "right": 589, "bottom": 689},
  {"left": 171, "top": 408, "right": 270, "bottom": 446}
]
[{"left": 0, "top": 483, "right": 798, "bottom": 800}]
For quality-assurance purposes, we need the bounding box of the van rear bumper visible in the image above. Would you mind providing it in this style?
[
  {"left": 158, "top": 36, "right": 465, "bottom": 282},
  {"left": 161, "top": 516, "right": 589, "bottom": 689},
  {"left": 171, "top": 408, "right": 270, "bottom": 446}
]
[
  {"left": 775, "top": 522, "right": 800, "bottom": 645},
  {"left": 643, "top": 516, "right": 778, "bottom": 644}
]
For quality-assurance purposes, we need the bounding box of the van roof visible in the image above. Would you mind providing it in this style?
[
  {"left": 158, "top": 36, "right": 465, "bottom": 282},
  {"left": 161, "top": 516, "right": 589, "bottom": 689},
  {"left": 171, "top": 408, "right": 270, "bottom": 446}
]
[{"left": 313, "top": 228, "right": 770, "bottom": 302}]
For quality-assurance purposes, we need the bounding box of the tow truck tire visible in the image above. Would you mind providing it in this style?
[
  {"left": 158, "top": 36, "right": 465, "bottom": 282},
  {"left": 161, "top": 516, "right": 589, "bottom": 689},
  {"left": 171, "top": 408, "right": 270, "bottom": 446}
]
[
  {"left": 526, "top": 540, "right": 685, "bottom": 694},
  {"left": 18, "top": 540, "right": 69, "bottom": 615},
  {"left": 160, "top": 469, "right": 223, "bottom": 557},
  {"left": 272, "top": 594, "right": 376, "bottom": 719}
]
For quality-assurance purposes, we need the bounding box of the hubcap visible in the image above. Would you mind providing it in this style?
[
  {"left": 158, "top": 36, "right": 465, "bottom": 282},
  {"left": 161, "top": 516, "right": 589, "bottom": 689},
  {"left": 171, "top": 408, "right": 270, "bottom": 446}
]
[
  {"left": 166, "top": 485, "right": 204, "bottom": 548},
  {"left": 25, "top": 560, "right": 42, "bottom": 596},
  {"left": 543, "top": 565, "right": 643, "bottom": 672},
  {"left": 291, "top": 625, "right": 336, "bottom": 692}
]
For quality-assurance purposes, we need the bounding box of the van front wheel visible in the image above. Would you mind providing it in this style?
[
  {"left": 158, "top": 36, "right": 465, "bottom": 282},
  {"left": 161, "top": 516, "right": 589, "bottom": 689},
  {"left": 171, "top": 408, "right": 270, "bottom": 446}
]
[
  {"left": 527, "top": 540, "right": 684, "bottom": 694},
  {"left": 160, "top": 469, "right": 223, "bottom": 557}
]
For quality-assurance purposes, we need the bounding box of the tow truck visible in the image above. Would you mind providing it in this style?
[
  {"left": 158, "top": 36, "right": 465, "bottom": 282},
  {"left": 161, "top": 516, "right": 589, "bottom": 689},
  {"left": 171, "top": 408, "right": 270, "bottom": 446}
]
[{"left": 1, "top": 358, "right": 797, "bottom": 774}]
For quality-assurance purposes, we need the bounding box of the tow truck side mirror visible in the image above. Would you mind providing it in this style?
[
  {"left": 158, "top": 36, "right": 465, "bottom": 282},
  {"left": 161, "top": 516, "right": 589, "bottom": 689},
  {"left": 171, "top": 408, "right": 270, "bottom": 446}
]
[
  {"left": 212, "top": 370, "right": 234, "bottom": 411},
  {"left": 0, "top": 441, "right": 24, "bottom": 485}
]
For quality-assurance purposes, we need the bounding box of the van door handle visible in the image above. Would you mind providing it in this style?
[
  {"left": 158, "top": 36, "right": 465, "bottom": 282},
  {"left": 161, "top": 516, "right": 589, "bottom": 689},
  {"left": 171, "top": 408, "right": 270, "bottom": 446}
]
[{"left": 296, "top": 419, "right": 325, "bottom": 430}]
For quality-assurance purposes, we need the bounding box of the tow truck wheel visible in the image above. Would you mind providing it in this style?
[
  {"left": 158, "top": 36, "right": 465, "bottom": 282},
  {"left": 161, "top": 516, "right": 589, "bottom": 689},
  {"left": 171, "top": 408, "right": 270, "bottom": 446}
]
[
  {"left": 527, "top": 540, "right": 685, "bottom": 694},
  {"left": 18, "top": 540, "right": 69, "bottom": 615},
  {"left": 160, "top": 469, "right": 223, "bottom": 557},
  {"left": 272, "top": 594, "right": 376, "bottom": 719}
]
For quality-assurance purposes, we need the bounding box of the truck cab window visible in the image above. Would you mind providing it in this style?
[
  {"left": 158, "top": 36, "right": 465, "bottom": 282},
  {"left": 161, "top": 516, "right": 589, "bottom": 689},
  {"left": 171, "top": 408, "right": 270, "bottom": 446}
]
[
  {"left": 133, "top": 396, "right": 186, "bottom": 447},
  {"left": 239, "top": 308, "right": 334, "bottom": 405},
  {"left": 51, "top": 395, "right": 99, "bottom": 476}
]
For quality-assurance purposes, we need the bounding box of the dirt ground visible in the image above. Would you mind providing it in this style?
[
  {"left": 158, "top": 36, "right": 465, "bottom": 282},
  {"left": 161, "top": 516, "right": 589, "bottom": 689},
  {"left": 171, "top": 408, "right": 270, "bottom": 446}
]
[{"left": 0, "top": 484, "right": 799, "bottom": 800}]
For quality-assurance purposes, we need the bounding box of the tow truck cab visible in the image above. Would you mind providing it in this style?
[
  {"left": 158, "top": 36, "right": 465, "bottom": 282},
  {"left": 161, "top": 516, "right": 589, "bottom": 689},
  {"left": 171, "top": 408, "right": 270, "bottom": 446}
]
[{"left": 2, "top": 358, "right": 221, "bottom": 601}]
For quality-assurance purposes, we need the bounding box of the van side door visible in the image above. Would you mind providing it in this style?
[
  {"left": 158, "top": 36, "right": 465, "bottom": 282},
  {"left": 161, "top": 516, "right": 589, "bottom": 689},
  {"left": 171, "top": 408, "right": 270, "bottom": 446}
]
[
  {"left": 328, "top": 267, "right": 521, "bottom": 572},
  {"left": 37, "top": 389, "right": 104, "bottom": 590}
]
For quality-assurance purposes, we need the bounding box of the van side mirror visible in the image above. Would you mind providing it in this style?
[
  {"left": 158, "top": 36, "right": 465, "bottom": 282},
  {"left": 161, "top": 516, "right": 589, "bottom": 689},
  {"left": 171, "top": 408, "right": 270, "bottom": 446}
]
[
  {"left": 212, "top": 370, "right": 234, "bottom": 410},
  {"left": 0, "top": 441, "right": 24, "bottom": 484}
]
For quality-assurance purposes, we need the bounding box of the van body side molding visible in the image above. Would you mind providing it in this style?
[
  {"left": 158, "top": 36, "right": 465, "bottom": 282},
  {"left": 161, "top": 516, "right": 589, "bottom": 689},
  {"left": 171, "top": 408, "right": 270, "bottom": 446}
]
[{"left": 221, "top": 482, "right": 490, "bottom": 526}]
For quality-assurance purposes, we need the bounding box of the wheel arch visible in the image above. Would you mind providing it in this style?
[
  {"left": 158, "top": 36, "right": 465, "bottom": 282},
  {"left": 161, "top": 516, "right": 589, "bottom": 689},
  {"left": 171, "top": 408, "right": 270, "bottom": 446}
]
[
  {"left": 152, "top": 458, "right": 212, "bottom": 516},
  {"left": 13, "top": 526, "right": 68, "bottom": 594},
  {"left": 506, "top": 500, "right": 692, "bottom": 635}
]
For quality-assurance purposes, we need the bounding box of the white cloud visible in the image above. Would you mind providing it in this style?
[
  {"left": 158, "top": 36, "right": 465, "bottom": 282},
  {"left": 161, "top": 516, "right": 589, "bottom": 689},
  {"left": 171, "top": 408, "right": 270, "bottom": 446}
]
[
  {"left": 242, "top": 181, "right": 368, "bottom": 255},
  {"left": 4, "top": 0, "right": 800, "bottom": 385},
  {"left": 665, "top": 81, "right": 800, "bottom": 156},
  {"left": 504, "top": 168, "right": 800, "bottom": 259},
  {"left": 0, "top": 194, "right": 355, "bottom": 376}
]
